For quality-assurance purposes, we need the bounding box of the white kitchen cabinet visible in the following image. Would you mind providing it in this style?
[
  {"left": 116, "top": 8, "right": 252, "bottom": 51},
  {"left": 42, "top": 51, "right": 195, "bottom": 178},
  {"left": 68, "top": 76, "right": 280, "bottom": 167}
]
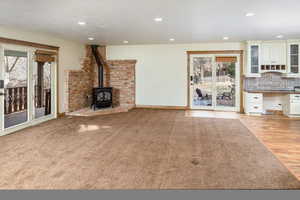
[
  {"left": 283, "top": 94, "right": 300, "bottom": 117},
  {"left": 244, "top": 92, "right": 263, "bottom": 115},
  {"left": 245, "top": 40, "right": 300, "bottom": 77},
  {"left": 261, "top": 42, "right": 286, "bottom": 65},
  {"left": 261, "top": 43, "right": 271, "bottom": 65},
  {"left": 245, "top": 41, "right": 261, "bottom": 77},
  {"left": 287, "top": 42, "right": 300, "bottom": 76}
]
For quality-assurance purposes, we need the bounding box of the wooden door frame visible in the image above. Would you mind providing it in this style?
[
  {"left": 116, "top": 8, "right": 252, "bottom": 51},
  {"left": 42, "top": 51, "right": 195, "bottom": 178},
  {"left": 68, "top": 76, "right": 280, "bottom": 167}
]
[
  {"left": 187, "top": 50, "right": 244, "bottom": 113},
  {"left": 0, "top": 37, "right": 60, "bottom": 116}
]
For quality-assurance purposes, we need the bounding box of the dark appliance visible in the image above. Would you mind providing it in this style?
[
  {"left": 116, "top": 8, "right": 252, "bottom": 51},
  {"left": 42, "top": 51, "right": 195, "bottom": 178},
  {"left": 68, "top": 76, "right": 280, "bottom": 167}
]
[{"left": 91, "top": 45, "right": 113, "bottom": 110}]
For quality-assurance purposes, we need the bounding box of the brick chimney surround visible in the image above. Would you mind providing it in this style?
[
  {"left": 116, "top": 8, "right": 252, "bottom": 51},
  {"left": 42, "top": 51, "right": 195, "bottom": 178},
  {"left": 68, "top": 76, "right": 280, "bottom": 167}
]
[{"left": 65, "top": 45, "right": 136, "bottom": 115}]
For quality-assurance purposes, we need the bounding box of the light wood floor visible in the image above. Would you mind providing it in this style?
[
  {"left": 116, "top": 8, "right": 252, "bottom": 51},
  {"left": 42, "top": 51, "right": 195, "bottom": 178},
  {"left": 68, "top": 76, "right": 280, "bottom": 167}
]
[
  {"left": 186, "top": 110, "right": 300, "bottom": 180},
  {"left": 240, "top": 115, "right": 300, "bottom": 180}
]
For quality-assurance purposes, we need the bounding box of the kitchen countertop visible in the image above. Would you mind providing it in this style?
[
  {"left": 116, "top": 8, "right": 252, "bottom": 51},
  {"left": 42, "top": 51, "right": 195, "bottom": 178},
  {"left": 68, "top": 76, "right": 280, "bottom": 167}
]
[{"left": 244, "top": 90, "right": 300, "bottom": 94}]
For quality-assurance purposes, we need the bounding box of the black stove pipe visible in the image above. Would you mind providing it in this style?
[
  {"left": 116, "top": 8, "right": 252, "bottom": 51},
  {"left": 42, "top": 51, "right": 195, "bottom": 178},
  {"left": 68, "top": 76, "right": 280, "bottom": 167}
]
[{"left": 91, "top": 45, "right": 104, "bottom": 88}]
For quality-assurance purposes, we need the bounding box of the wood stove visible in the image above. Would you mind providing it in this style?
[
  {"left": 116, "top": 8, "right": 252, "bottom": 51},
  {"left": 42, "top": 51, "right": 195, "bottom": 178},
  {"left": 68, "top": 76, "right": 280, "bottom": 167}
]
[
  {"left": 91, "top": 45, "right": 113, "bottom": 110},
  {"left": 92, "top": 87, "right": 112, "bottom": 109}
]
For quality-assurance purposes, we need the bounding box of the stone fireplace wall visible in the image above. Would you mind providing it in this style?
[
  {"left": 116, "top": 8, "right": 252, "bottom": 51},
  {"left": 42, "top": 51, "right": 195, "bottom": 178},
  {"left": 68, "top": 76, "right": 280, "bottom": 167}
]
[{"left": 65, "top": 45, "right": 136, "bottom": 112}]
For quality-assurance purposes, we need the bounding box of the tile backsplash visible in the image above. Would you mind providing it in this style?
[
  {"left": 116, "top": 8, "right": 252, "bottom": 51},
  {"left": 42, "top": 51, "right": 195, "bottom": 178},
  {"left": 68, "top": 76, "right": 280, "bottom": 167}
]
[{"left": 244, "top": 73, "right": 300, "bottom": 91}]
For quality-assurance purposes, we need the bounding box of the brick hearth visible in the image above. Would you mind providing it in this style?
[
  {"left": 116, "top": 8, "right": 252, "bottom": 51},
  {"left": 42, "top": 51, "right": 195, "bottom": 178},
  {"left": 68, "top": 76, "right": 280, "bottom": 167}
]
[{"left": 67, "top": 106, "right": 131, "bottom": 117}]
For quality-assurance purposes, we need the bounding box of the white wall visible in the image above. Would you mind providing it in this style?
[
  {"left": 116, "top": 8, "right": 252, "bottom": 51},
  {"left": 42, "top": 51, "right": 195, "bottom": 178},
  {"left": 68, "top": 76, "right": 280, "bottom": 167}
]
[
  {"left": 107, "top": 43, "right": 245, "bottom": 107},
  {"left": 0, "top": 26, "right": 85, "bottom": 113}
]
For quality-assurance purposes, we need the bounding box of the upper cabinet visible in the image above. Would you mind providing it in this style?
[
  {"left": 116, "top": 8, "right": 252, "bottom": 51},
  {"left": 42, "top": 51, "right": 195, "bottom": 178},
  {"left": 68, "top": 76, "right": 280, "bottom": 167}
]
[
  {"left": 245, "top": 40, "right": 300, "bottom": 77},
  {"left": 246, "top": 41, "right": 261, "bottom": 77},
  {"left": 287, "top": 42, "right": 300, "bottom": 76},
  {"left": 261, "top": 42, "right": 286, "bottom": 65}
]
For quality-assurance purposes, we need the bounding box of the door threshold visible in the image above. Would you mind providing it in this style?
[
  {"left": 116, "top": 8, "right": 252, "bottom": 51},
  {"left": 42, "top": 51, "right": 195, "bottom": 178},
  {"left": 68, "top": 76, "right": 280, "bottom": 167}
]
[{"left": 185, "top": 110, "right": 240, "bottom": 119}]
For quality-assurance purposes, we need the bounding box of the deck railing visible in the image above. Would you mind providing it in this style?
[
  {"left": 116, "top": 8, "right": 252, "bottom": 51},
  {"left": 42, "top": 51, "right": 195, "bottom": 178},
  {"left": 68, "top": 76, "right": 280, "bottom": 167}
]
[
  {"left": 4, "top": 87, "right": 27, "bottom": 115},
  {"left": 4, "top": 86, "right": 51, "bottom": 115}
]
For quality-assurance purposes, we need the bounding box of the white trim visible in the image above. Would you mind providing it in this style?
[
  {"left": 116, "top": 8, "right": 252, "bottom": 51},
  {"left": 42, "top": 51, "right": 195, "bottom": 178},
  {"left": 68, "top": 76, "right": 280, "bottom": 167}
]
[
  {"left": 28, "top": 48, "right": 34, "bottom": 122},
  {"left": 0, "top": 45, "right": 5, "bottom": 132},
  {"left": 49, "top": 57, "right": 56, "bottom": 118}
]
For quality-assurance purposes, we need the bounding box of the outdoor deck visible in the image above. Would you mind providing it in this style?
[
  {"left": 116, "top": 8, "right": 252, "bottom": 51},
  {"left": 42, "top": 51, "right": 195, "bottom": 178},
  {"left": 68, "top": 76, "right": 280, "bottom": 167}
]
[
  {"left": 4, "top": 108, "right": 46, "bottom": 128},
  {"left": 3, "top": 86, "right": 51, "bottom": 129}
]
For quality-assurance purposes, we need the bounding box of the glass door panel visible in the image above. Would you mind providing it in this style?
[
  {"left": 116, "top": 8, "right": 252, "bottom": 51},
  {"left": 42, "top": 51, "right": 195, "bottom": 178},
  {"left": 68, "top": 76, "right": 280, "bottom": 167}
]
[
  {"left": 33, "top": 62, "right": 52, "bottom": 119},
  {"left": 216, "top": 62, "right": 236, "bottom": 108},
  {"left": 251, "top": 45, "right": 259, "bottom": 73},
  {"left": 3, "top": 50, "right": 28, "bottom": 128},
  {"left": 290, "top": 44, "right": 299, "bottom": 74},
  {"left": 191, "top": 56, "right": 214, "bottom": 109}
]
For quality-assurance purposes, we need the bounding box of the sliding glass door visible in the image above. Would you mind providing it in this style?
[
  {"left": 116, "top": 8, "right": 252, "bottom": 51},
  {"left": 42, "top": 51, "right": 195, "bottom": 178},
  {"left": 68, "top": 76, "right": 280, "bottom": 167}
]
[
  {"left": 190, "top": 54, "right": 240, "bottom": 111},
  {"left": 190, "top": 55, "right": 214, "bottom": 109},
  {"left": 0, "top": 44, "right": 57, "bottom": 136}
]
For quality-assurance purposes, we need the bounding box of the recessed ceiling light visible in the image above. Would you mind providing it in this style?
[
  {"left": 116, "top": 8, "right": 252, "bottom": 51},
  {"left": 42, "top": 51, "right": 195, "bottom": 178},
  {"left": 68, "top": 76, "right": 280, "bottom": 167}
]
[
  {"left": 154, "top": 17, "right": 163, "bottom": 22},
  {"left": 88, "top": 37, "right": 94, "bottom": 41},
  {"left": 276, "top": 35, "right": 284, "bottom": 39},
  {"left": 123, "top": 40, "right": 129, "bottom": 44},
  {"left": 169, "top": 38, "right": 175, "bottom": 42},
  {"left": 223, "top": 36, "right": 229, "bottom": 40},
  {"left": 245, "top": 12, "right": 255, "bottom": 17},
  {"left": 78, "top": 21, "right": 86, "bottom": 26}
]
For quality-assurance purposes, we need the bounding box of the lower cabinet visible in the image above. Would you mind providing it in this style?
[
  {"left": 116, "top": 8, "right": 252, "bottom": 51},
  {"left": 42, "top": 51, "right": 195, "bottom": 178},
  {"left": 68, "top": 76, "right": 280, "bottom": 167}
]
[
  {"left": 283, "top": 94, "right": 300, "bottom": 117},
  {"left": 244, "top": 92, "right": 300, "bottom": 117},
  {"left": 244, "top": 92, "right": 263, "bottom": 115}
]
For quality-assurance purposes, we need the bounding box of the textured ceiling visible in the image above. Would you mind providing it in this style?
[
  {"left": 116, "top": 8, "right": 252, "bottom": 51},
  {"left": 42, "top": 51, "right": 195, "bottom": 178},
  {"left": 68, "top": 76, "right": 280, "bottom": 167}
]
[{"left": 0, "top": 0, "right": 299, "bottom": 45}]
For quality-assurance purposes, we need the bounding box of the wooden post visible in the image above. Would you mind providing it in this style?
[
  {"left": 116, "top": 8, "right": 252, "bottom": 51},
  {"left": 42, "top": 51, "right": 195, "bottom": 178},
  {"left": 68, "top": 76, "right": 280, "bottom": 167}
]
[
  {"left": 24, "top": 87, "right": 27, "bottom": 110},
  {"left": 37, "top": 62, "right": 44, "bottom": 108},
  {"left": 4, "top": 89, "right": 7, "bottom": 114},
  {"left": 8, "top": 88, "right": 12, "bottom": 114},
  {"left": 45, "top": 89, "right": 51, "bottom": 115},
  {"left": 19, "top": 87, "right": 23, "bottom": 111},
  {"left": 13, "top": 88, "right": 18, "bottom": 112}
]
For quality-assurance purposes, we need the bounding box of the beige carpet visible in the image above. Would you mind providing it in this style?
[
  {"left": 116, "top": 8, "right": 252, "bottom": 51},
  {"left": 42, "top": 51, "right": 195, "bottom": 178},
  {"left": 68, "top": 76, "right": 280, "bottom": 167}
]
[{"left": 0, "top": 109, "right": 299, "bottom": 189}]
